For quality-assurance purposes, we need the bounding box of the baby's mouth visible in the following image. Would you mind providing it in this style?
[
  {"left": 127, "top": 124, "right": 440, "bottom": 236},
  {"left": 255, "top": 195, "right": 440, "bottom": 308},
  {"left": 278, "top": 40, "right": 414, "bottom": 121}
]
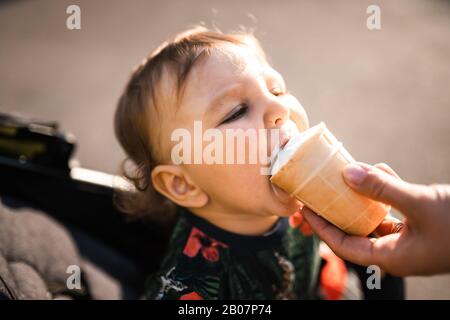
[
  {"left": 267, "top": 135, "right": 291, "bottom": 178},
  {"left": 280, "top": 136, "right": 291, "bottom": 149},
  {"left": 266, "top": 139, "right": 298, "bottom": 205}
]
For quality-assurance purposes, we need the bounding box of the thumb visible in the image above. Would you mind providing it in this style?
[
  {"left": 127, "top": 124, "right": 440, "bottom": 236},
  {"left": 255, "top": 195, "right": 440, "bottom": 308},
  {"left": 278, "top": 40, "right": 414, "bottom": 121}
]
[{"left": 342, "top": 162, "right": 417, "bottom": 215}]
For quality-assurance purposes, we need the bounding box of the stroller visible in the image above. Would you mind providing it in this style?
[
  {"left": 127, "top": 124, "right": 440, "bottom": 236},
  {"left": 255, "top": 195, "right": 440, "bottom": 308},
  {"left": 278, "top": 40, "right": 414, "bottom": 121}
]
[{"left": 0, "top": 112, "right": 170, "bottom": 299}]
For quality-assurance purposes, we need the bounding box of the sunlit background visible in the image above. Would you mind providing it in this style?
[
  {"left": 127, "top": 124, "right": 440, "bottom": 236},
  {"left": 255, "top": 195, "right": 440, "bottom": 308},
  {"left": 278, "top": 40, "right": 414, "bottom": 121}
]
[{"left": 1, "top": 0, "right": 449, "bottom": 299}]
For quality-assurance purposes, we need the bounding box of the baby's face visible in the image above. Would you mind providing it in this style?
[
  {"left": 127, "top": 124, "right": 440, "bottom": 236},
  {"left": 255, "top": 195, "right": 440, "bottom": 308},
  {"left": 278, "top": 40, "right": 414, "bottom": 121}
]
[{"left": 161, "top": 44, "right": 307, "bottom": 218}]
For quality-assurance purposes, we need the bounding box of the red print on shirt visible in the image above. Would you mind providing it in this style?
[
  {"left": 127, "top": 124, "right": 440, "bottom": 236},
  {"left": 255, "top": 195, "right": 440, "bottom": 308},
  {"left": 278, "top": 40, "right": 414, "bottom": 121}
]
[
  {"left": 289, "top": 211, "right": 314, "bottom": 236},
  {"left": 183, "top": 227, "right": 228, "bottom": 262}
]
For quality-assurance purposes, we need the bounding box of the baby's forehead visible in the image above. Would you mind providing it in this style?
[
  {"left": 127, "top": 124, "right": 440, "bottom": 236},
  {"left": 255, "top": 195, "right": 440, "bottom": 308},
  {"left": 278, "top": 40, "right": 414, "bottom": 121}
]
[
  {"left": 181, "top": 45, "right": 274, "bottom": 105},
  {"left": 202, "top": 46, "right": 264, "bottom": 84}
]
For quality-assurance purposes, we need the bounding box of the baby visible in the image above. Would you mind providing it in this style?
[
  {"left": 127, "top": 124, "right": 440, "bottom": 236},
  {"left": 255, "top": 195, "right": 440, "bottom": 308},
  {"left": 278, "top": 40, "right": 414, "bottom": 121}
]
[{"left": 114, "top": 27, "right": 328, "bottom": 299}]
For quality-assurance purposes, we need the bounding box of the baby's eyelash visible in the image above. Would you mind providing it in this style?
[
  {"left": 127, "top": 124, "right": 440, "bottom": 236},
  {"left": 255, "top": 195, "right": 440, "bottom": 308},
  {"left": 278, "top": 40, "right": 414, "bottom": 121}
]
[{"left": 220, "top": 104, "right": 248, "bottom": 125}]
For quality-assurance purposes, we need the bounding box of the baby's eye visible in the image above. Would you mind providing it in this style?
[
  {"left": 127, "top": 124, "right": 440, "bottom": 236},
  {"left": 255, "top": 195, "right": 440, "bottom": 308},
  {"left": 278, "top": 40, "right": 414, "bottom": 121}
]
[{"left": 220, "top": 104, "right": 248, "bottom": 125}]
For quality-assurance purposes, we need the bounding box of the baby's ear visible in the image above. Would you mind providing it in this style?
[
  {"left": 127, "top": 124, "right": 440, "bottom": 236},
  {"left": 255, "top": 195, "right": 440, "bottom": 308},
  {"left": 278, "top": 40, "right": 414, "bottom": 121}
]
[{"left": 151, "top": 165, "right": 208, "bottom": 208}]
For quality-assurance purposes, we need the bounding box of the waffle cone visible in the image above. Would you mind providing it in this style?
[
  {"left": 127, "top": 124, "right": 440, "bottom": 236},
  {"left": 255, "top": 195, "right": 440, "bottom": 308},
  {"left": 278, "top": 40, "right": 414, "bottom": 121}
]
[{"left": 270, "top": 123, "right": 388, "bottom": 236}]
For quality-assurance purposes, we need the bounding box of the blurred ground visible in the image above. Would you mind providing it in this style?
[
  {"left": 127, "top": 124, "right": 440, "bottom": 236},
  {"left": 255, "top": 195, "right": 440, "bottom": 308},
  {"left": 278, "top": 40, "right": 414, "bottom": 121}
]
[{"left": 1, "top": 0, "right": 449, "bottom": 299}]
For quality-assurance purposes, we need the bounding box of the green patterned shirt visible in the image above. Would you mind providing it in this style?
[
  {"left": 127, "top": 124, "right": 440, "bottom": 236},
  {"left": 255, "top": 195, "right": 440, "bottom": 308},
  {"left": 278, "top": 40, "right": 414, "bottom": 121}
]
[{"left": 145, "top": 208, "right": 321, "bottom": 300}]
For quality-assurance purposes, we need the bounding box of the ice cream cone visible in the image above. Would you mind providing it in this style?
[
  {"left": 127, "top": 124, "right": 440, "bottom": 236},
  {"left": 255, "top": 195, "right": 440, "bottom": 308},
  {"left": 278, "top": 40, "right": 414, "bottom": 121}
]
[{"left": 270, "top": 123, "right": 388, "bottom": 236}]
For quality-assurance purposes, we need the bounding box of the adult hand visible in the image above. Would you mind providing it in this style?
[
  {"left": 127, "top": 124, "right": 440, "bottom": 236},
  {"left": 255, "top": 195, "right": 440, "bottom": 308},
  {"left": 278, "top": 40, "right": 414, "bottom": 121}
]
[{"left": 302, "top": 162, "right": 450, "bottom": 276}]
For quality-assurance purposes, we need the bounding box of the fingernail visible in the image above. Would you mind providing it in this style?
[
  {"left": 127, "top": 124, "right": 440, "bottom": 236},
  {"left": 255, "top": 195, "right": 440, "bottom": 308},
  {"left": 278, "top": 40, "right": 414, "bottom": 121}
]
[{"left": 343, "top": 164, "right": 367, "bottom": 185}]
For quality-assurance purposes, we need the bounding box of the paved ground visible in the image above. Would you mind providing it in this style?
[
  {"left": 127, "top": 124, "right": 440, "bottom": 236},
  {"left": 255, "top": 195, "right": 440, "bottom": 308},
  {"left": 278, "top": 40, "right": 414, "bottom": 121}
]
[{"left": 1, "top": 0, "right": 449, "bottom": 299}]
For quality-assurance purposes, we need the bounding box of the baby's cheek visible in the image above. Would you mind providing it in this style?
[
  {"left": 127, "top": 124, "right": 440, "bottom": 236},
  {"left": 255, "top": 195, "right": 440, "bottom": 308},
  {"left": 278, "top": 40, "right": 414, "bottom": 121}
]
[
  {"left": 222, "top": 164, "right": 262, "bottom": 189},
  {"left": 287, "top": 97, "right": 309, "bottom": 132}
]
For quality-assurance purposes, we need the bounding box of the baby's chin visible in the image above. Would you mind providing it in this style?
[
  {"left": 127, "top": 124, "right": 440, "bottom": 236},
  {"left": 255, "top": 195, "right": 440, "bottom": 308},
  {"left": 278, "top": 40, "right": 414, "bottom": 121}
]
[{"left": 269, "top": 181, "right": 302, "bottom": 216}]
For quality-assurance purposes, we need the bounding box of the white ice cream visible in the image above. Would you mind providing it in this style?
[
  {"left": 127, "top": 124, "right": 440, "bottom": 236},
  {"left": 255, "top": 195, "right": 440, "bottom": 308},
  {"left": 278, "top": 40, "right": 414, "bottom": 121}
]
[{"left": 270, "top": 122, "right": 326, "bottom": 176}]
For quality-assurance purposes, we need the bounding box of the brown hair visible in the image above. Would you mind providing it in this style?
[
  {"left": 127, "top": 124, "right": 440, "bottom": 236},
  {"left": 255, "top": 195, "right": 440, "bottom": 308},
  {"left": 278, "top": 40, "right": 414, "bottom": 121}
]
[{"left": 113, "top": 26, "right": 267, "bottom": 223}]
